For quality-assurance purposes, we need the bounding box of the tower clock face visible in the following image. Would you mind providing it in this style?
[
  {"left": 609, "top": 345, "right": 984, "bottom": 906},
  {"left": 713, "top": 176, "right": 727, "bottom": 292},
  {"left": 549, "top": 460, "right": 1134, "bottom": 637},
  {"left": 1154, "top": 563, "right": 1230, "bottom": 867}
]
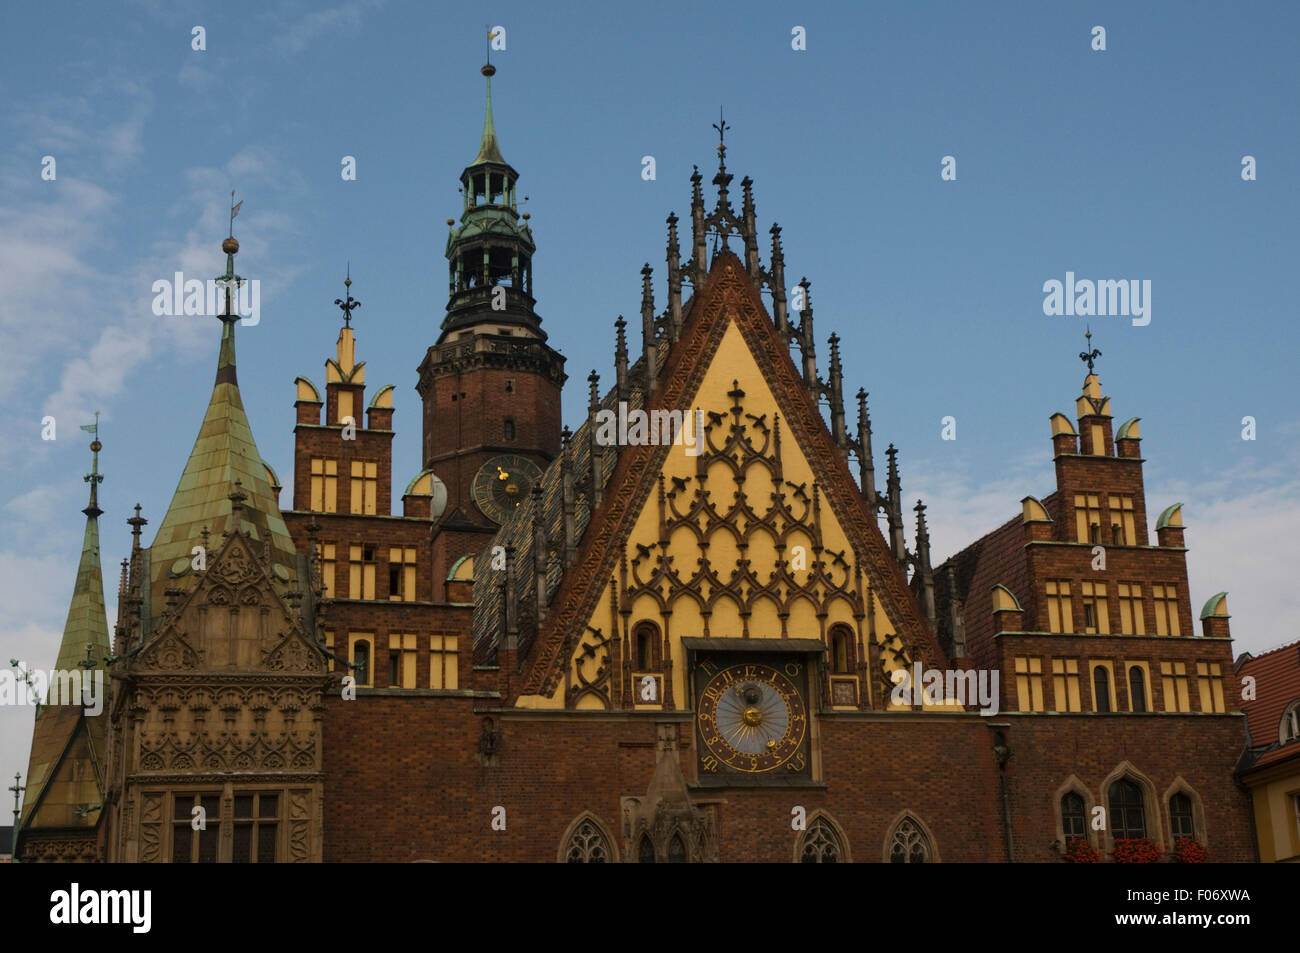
[
  {"left": 695, "top": 659, "right": 809, "bottom": 781},
  {"left": 471, "top": 454, "right": 543, "bottom": 524}
]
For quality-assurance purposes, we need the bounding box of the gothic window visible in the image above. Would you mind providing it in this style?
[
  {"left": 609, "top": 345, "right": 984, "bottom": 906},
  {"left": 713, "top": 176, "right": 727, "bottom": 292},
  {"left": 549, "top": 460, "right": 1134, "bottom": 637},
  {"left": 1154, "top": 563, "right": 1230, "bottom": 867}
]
[
  {"left": 633, "top": 622, "right": 659, "bottom": 671},
  {"left": 350, "top": 636, "right": 372, "bottom": 687},
  {"left": 830, "top": 625, "right": 853, "bottom": 674},
  {"left": 1282, "top": 700, "right": 1300, "bottom": 744},
  {"left": 1108, "top": 779, "right": 1147, "bottom": 841},
  {"left": 1093, "top": 665, "right": 1112, "bottom": 713},
  {"left": 887, "top": 817, "right": 932, "bottom": 863},
  {"left": 1061, "top": 792, "right": 1086, "bottom": 843},
  {"left": 1128, "top": 665, "right": 1148, "bottom": 712},
  {"left": 232, "top": 793, "right": 280, "bottom": 863},
  {"left": 172, "top": 793, "right": 221, "bottom": 863},
  {"left": 1169, "top": 793, "right": 1194, "bottom": 840},
  {"left": 563, "top": 817, "right": 613, "bottom": 863},
  {"left": 638, "top": 834, "right": 655, "bottom": 863},
  {"left": 503, "top": 417, "right": 515, "bottom": 441},
  {"left": 798, "top": 815, "right": 847, "bottom": 863},
  {"left": 667, "top": 833, "right": 687, "bottom": 863}
]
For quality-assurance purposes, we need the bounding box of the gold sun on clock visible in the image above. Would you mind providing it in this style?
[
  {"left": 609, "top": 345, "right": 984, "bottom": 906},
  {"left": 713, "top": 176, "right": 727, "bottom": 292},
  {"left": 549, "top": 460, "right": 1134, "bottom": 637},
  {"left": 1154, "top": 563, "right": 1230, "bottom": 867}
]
[
  {"left": 695, "top": 661, "right": 807, "bottom": 775},
  {"left": 471, "top": 454, "right": 543, "bottom": 524}
]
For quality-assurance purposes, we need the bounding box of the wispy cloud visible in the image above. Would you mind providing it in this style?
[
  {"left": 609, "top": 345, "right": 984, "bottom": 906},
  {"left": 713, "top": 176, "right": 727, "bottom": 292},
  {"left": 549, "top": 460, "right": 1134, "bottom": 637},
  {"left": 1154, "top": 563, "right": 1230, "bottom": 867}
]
[{"left": 273, "top": 0, "right": 386, "bottom": 55}]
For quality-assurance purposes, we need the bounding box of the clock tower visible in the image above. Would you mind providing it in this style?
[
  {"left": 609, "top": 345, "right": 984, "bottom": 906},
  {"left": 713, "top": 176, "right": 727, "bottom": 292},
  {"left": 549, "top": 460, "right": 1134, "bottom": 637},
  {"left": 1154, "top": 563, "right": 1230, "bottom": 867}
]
[{"left": 417, "top": 60, "right": 566, "bottom": 533}]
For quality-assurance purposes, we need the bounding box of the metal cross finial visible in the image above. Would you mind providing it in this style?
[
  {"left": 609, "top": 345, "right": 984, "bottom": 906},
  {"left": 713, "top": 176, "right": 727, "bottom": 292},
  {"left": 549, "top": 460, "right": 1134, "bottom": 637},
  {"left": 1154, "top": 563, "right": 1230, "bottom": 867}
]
[
  {"left": 486, "top": 23, "right": 493, "bottom": 65},
  {"left": 78, "top": 642, "right": 96, "bottom": 672},
  {"left": 1079, "top": 325, "right": 1101, "bottom": 374},
  {"left": 334, "top": 263, "right": 361, "bottom": 328},
  {"left": 10, "top": 772, "right": 24, "bottom": 834},
  {"left": 712, "top": 107, "right": 729, "bottom": 156}
]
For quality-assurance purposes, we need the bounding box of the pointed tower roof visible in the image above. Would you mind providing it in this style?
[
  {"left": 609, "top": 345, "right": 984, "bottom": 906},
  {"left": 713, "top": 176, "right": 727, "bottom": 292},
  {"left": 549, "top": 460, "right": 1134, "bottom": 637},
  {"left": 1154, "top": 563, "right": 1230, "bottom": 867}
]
[
  {"left": 471, "top": 62, "right": 506, "bottom": 166},
  {"left": 18, "top": 429, "right": 111, "bottom": 849},
  {"left": 145, "top": 235, "right": 298, "bottom": 615}
]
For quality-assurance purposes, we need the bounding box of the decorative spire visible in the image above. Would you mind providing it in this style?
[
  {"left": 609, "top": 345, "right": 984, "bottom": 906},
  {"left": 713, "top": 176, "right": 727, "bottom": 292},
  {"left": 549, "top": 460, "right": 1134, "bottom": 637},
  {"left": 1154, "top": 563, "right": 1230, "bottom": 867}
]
[
  {"left": 769, "top": 224, "right": 788, "bottom": 335},
  {"left": 827, "top": 334, "right": 845, "bottom": 451},
  {"left": 885, "top": 444, "right": 906, "bottom": 563},
  {"left": 665, "top": 213, "right": 683, "bottom": 339},
  {"left": 334, "top": 263, "right": 361, "bottom": 329},
  {"left": 797, "top": 277, "right": 816, "bottom": 394},
  {"left": 856, "top": 389, "right": 878, "bottom": 509},
  {"left": 914, "top": 499, "right": 936, "bottom": 627},
  {"left": 641, "top": 263, "right": 657, "bottom": 387},
  {"left": 614, "top": 316, "right": 628, "bottom": 401},
  {"left": 1079, "top": 325, "right": 1101, "bottom": 375},
  {"left": 689, "top": 166, "right": 707, "bottom": 289},
  {"left": 80, "top": 413, "right": 103, "bottom": 518},
  {"left": 741, "top": 176, "right": 760, "bottom": 279},
  {"left": 588, "top": 370, "right": 605, "bottom": 509},
  {"left": 473, "top": 33, "right": 506, "bottom": 165}
]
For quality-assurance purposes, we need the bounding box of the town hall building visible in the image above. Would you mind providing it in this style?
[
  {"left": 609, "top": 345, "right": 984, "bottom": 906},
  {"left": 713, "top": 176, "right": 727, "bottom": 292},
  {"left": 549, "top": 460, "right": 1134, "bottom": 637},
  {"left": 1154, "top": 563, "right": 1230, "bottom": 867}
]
[{"left": 16, "top": 62, "right": 1258, "bottom": 863}]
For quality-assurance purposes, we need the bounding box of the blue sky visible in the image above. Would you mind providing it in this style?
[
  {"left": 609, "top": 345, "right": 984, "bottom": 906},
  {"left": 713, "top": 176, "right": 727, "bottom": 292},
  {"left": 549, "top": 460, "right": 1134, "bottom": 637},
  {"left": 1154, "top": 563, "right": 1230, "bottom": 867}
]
[{"left": 3, "top": 1, "right": 1299, "bottom": 787}]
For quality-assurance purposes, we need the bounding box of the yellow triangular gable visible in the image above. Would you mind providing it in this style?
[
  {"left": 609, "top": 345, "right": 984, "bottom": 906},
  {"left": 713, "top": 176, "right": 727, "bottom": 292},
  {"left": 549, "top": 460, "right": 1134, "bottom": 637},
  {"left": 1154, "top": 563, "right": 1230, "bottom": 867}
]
[{"left": 518, "top": 256, "right": 943, "bottom": 710}]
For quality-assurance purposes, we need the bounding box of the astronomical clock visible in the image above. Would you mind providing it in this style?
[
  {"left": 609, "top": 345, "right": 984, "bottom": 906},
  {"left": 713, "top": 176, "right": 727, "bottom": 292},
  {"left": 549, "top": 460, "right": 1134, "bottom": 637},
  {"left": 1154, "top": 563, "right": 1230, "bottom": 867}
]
[
  {"left": 693, "top": 655, "right": 812, "bottom": 785},
  {"left": 471, "top": 453, "right": 542, "bottom": 524}
]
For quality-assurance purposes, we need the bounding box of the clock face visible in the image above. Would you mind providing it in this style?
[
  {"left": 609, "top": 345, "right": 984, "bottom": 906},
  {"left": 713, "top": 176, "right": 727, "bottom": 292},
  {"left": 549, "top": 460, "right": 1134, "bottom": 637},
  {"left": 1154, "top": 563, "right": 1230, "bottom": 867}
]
[
  {"left": 695, "top": 659, "right": 808, "bottom": 780},
  {"left": 471, "top": 454, "right": 543, "bottom": 524}
]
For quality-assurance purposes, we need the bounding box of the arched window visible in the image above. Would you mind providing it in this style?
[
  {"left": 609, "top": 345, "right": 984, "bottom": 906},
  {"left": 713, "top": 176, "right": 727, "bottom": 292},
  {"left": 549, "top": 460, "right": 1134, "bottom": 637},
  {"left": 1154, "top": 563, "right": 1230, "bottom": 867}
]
[
  {"left": 633, "top": 622, "right": 659, "bottom": 671},
  {"left": 888, "top": 817, "right": 932, "bottom": 863},
  {"left": 830, "top": 625, "right": 852, "bottom": 674},
  {"left": 563, "top": 817, "right": 613, "bottom": 863},
  {"left": 352, "top": 639, "right": 370, "bottom": 687},
  {"left": 1061, "top": 792, "right": 1086, "bottom": 843},
  {"left": 1108, "top": 779, "right": 1147, "bottom": 840},
  {"left": 503, "top": 417, "right": 515, "bottom": 441},
  {"left": 1280, "top": 700, "right": 1300, "bottom": 744},
  {"left": 1093, "top": 666, "right": 1112, "bottom": 713},
  {"left": 798, "top": 815, "right": 848, "bottom": 863},
  {"left": 1128, "top": 666, "right": 1148, "bottom": 713},
  {"left": 637, "top": 834, "right": 655, "bottom": 863},
  {"left": 667, "top": 833, "right": 687, "bottom": 863},
  {"left": 1169, "top": 793, "right": 1194, "bottom": 840}
]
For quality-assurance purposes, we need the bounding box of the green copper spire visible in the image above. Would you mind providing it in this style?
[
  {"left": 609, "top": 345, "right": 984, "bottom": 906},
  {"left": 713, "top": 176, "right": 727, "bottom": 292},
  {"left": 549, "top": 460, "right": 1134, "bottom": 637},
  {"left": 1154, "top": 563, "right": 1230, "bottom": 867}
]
[
  {"left": 18, "top": 428, "right": 111, "bottom": 845},
  {"left": 472, "top": 62, "right": 506, "bottom": 166},
  {"left": 145, "top": 233, "right": 298, "bottom": 617}
]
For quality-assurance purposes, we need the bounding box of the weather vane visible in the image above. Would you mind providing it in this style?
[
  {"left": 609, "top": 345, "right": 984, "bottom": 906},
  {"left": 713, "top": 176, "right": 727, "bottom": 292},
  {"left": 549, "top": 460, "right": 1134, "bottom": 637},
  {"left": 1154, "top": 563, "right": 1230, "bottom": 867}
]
[
  {"left": 1079, "top": 325, "right": 1101, "bottom": 374},
  {"left": 334, "top": 262, "right": 361, "bottom": 328},
  {"left": 229, "top": 190, "right": 242, "bottom": 238}
]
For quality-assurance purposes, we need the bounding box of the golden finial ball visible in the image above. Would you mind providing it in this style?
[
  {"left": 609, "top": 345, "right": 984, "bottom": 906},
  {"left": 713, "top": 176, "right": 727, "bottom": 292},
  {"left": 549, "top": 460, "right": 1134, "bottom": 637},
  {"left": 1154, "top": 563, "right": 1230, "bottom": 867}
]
[
  {"left": 90, "top": 440, "right": 102, "bottom": 452},
  {"left": 446, "top": 218, "right": 455, "bottom": 226},
  {"left": 223, "top": 237, "right": 239, "bottom": 254},
  {"left": 481, "top": 63, "right": 496, "bottom": 77},
  {"left": 522, "top": 212, "right": 530, "bottom": 220}
]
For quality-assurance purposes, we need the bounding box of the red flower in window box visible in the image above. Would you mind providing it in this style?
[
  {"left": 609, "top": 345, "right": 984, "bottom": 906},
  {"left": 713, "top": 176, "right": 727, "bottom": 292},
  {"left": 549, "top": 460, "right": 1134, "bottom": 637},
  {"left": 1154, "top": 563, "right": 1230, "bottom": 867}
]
[
  {"left": 1112, "top": 837, "right": 1162, "bottom": 863},
  {"left": 1172, "top": 838, "right": 1207, "bottom": 863},
  {"left": 1063, "top": 838, "right": 1100, "bottom": 863}
]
